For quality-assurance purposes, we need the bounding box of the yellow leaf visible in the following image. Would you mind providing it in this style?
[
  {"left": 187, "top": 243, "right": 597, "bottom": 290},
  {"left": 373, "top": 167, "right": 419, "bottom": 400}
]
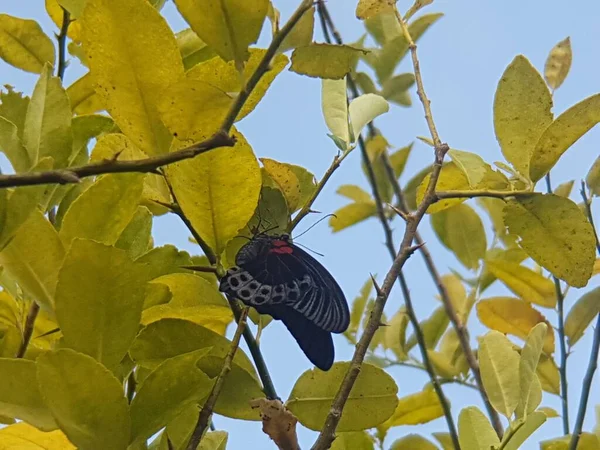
[
  {"left": 0, "top": 422, "right": 75, "bottom": 450},
  {"left": 537, "top": 356, "right": 560, "bottom": 395},
  {"left": 432, "top": 433, "right": 454, "bottom": 450},
  {"left": 516, "top": 323, "right": 547, "bottom": 418},
  {"left": 458, "top": 406, "right": 500, "bottom": 450},
  {"left": 280, "top": 7, "right": 314, "bottom": 52},
  {"left": 494, "top": 55, "right": 553, "bottom": 177},
  {"left": 330, "top": 202, "right": 377, "bottom": 232},
  {"left": 438, "top": 274, "right": 470, "bottom": 321},
  {"left": 564, "top": 287, "right": 600, "bottom": 346},
  {"left": 290, "top": 44, "right": 367, "bottom": 79},
  {"left": 503, "top": 194, "right": 596, "bottom": 287},
  {"left": 431, "top": 204, "right": 487, "bottom": 269},
  {"left": 380, "top": 388, "right": 443, "bottom": 429},
  {"left": 594, "top": 259, "right": 600, "bottom": 276},
  {"left": 0, "top": 14, "right": 55, "bottom": 73},
  {"left": 141, "top": 304, "right": 232, "bottom": 335},
  {"left": 185, "top": 49, "right": 288, "bottom": 122},
  {"left": 485, "top": 259, "right": 556, "bottom": 307},
  {"left": 544, "top": 37, "right": 572, "bottom": 91},
  {"left": 165, "top": 132, "right": 261, "bottom": 256},
  {"left": 390, "top": 434, "right": 438, "bottom": 450},
  {"left": 554, "top": 180, "right": 575, "bottom": 198},
  {"left": 406, "top": 306, "right": 449, "bottom": 351},
  {"left": 539, "top": 407, "right": 560, "bottom": 418},
  {"left": 46, "top": 0, "right": 82, "bottom": 42},
  {"left": 356, "top": 0, "right": 396, "bottom": 20},
  {"left": 82, "top": 0, "right": 184, "bottom": 155},
  {"left": 477, "top": 297, "right": 554, "bottom": 354},
  {"left": 448, "top": 149, "right": 488, "bottom": 187},
  {"left": 331, "top": 431, "right": 374, "bottom": 450},
  {"left": 286, "top": 362, "right": 398, "bottom": 432},
  {"left": 261, "top": 158, "right": 302, "bottom": 212},
  {"left": 427, "top": 350, "right": 461, "bottom": 378},
  {"left": 173, "top": 0, "right": 268, "bottom": 65},
  {"left": 175, "top": 28, "right": 216, "bottom": 70},
  {"left": 503, "top": 411, "right": 547, "bottom": 450},
  {"left": 417, "top": 162, "right": 471, "bottom": 213},
  {"left": 530, "top": 94, "right": 600, "bottom": 182},
  {"left": 337, "top": 185, "right": 373, "bottom": 203},
  {"left": 479, "top": 330, "right": 521, "bottom": 417},
  {"left": 383, "top": 308, "right": 409, "bottom": 360},
  {"left": 66, "top": 73, "right": 104, "bottom": 115},
  {"left": 541, "top": 433, "right": 600, "bottom": 450}
]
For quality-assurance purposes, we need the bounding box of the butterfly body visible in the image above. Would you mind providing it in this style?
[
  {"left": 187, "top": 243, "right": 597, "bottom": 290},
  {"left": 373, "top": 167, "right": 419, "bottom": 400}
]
[{"left": 219, "top": 233, "right": 349, "bottom": 370}]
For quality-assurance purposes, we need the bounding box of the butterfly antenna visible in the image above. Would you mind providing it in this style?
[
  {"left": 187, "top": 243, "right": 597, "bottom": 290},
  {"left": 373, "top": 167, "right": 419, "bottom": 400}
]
[
  {"left": 294, "top": 213, "right": 337, "bottom": 239},
  {"left": 295, "top": 242, "right": 325, "bottom": 257}
]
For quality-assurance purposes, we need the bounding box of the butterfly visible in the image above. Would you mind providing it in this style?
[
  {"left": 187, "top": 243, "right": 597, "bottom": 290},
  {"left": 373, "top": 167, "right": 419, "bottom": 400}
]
[{"left": 219, "top": 233, "right": 349, "bottom": 371}]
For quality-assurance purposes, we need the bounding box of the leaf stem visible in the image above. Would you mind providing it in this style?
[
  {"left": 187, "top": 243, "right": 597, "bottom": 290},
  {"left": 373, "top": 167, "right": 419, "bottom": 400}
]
[
  {"left": 434, "top": 189, "right": 533, "bottom": 201},
  {"left": 186, "top": 307, "right": 249, "bottom": 450}
]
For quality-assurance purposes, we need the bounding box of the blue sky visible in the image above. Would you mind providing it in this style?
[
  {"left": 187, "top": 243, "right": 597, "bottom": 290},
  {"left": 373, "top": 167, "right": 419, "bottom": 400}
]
[{"left": 2, "top": 1, "right": 600, "bottom": 449}]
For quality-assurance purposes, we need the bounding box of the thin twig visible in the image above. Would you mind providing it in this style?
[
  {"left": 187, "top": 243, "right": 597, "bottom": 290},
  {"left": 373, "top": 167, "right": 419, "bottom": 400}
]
[
  {"left": 15, "top": 302, "right": 40, "bottom": 358},
  {"left": 434, "top": 189, "right": 533, "bottom": 201},
  {"left": 569, "top": 183, "right": 600, "bottom": 450},
  {"left": 186, "top": 307, "right": 250, "bottom": 450},
  {"left": 56, "top": 8, "right": 70, "bottom": 80},
  {"left": 545, "top": 173, "right": 570, "bottom": 434}
]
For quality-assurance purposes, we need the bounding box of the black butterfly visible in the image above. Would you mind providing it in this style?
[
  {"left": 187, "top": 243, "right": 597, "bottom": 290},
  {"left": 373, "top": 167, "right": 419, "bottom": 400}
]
[{"left": 219, "top": 233, "right": 349, "bottom": 370}]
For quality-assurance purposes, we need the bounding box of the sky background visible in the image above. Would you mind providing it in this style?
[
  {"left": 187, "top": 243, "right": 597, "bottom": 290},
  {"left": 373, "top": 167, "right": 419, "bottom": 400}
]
[{"left": 2, "top": 1, "right": 600, "bottom": 449}]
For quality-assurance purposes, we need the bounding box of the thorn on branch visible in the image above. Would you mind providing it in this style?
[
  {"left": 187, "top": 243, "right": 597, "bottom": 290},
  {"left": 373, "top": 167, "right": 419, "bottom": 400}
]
[
  {"left": 370, "top": 274, "right": 384, "bottom": 297},
  {"left": 388, "top": 203, "right": 410, "bottom": 222},
  {"left": 407, "top": 242, "right": 426, "bottom": 255}
]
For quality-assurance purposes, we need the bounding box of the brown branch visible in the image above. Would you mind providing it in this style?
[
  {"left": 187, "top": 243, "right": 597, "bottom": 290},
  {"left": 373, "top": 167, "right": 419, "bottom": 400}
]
[
  {"left": 186, "top": 307, "right": 250, "bottom": 450},
  {"left": 15, "top": 302, "right": 40, "bottom": 358}
]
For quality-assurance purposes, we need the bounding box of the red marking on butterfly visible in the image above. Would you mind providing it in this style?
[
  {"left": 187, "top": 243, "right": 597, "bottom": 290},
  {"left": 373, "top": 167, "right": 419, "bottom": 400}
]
[{"left": 269, "top": 240, "right": 294, "bottom": 254}]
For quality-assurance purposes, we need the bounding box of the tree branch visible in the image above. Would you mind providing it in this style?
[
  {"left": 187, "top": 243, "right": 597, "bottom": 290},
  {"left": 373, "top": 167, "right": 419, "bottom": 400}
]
[
  {"left": 434, "top": 189, "right": 533, "bottom": 202},
  {"left": 15, "top": 302, "right": 40, "bottom": 358},
  {"left": 186, "top": 307, "right": 250, "bottom": 450},
  {"left": 56, "top": 7, "right": 70, "bottom": 80},
  {"left": 569, "top": 183, "right": 600, "bottom": 450}
]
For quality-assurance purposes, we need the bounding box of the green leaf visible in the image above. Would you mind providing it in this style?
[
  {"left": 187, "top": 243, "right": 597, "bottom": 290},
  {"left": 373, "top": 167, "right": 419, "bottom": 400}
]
[
  {"left": 175, "top": 28, "right": 216, "bottom": 70},
  {"left": 135, "top": 245, "right": 194, "bottom": 280},
  {"left": 544, "top": 37, "right": 572, "bottom": 91},
  {"left": 22, "top": 64, "right": 73, "bottom": 168},
  {"left": 364, "top": 12, "right": 401, "bottom": 46},
  {"left": 433, "top": 432, "right": 455, "bottom": 450},
  {"left": 431, "top": 203, "right": 487, "bottom": 269},
  {"left": 479, "top": 330, "right": 520, "bottom": 418},
  {"left": 417, "top": 162, "right": 471, "bottom": 213},
  {"left": 389, "top": 434, "right": 438, "bottom": 450},
  {"left": 389, "top": 144, "right": 413, "bottom": 178},
  {"left": 516, "top": 323, "right": 547, "bottom": 418},
  {"left": 349, "top": 94, "right": 389, "bottom": 141},
  {"left": 381, "top": 388, "right": 444, "bottom": 430},
  {"left": 383, "top": 308, "right": 409, "bottom": 360},
  {"left": 586, "top": 156, "right": 600, "bottom": 197},
  {"left": 330, "top": 202, "right": 377, "bottom": 232},
  {"left": 130, "top": 348, "right": 213, "bottom": 444},
  {"left": 345, "top": 278, "right": 373, "bottom": 342},
  {"left": 260, "top": 158, "right": 302, "bottom": 213},
  {"left": 0, "top": 86, "right": 30, "bottom": 140},
  {"left": 322, "top": 78, "right": 350, "bottom": 146},
  {"left": 59, "top": 173, "right": 145, "bottom": 247},
  {"left": 0, "top": 358, "right": 56, "bottom": 431},
  {"left": 493, "top": 55, "right": 553, "bottom": 177},
  {"left": 406, "top": 306, "right": 449, "bottom": 351},
  {"left": 503, "top": 194, "right": 596, "bottom": 287},
  {"left": 485, "top": 259, "right": 556, "bottom": 308},
  {"left": 503, "top": 411, "right": 547, "bottom": 450},
  {"left": 537, "top": 356, "right": 560, "bottom": 395},
  {"left": 115, "top": 206, "right": 153, "bottom": 259},
  {"left": 564, "top": 286, "right": 600, "bottom": 346},
  {"left": 0, "top": 116, "right": 30, "bottom": 173},
  {"left": 0, "top": 210, "right": 65, "bottom": 311},
  {"left": 0, "top": 423, "right": 74, "bottom": 449},
  {"left": 286, "top": 362, "right": 398, "bottom": 431},
  {"left": 199, "top": 431, "right": 229, "bottom": 450},
  {"left": 82, "top": 0, "right": 183, "bottom": 155},
  {"left": 330, "top": 431, "right": 374, "bottom": 450},
  {"left": 0, "top": 14, "right": 55, "bottom": 73},
  {"left": 381, "top": 73, "right": 415, "bottom": 106},
  {"left": 458, "top": 406, "right": 500, "bottom": 450},
  {"left": 66, "top": 73, "right": 104, "bottom": 115},
  {"left": 554, "top": 180, "right": 575, "bottom": 198},
  {"left": 165, "top": 131, "right": 261, "bottom": 257},
  {"left": 291, "top": 44, "right": 367, "bottom": 79},
  {"left": 37, "top": 349, "right": 131, "bottom": 450},
  {"left": 279, "top": 6, "right": 314, "bottom": 52},
  {"left": 337, "top": 185, "right": 373, "bottom": 203},
  {"left": 173, "top": 0, "right": 268, "bottom": 65},
  {"left": 55, "top": 239, "right": 149, "bottom": 369},
  {"left": 404, "top": 164, "right": 432, "bottom": 210},
  {"left": 448, "top": 149, "right": 488, "bottom": 188},
  {"left": 130, "top": 318, "right": 256, "bottom": 376},
  {"left": 530, "top": 94, "right": 600, "bottom": 181}
]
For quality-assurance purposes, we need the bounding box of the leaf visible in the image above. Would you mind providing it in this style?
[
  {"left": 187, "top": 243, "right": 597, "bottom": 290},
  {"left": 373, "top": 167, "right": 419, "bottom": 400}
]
[
  {"left": 82, "top": 0, "right": 183, "bottom": 155},
  {"left": 286, "top": 362, "right": 398, "bottom": 431},
  {"left": 381, "top": 73, "right": 415, "bottom": 106},
  {"left": 380, "top": 388, "right": 444, "bottom": 430},
  {"left": 331, "top": 431, "right": 374, "bottom": 450},
  {"left": 478, "top": 198, "right": 519, "bottom": 247},
  {"left": 389, "top": 144, "right": 413, "bottom": 178},
  {"left": 337, "top": 185, "right": 372, "bottom": 203},
  {"left": 279, "top": 7, "right": 314, "bottom": 52},
  {"left": 0, "top": 14, "right": 55, "bottom": 73},
  {"left": 530, "top": 94, "right": 600, "bottom": 182},
  {"left": 478, "top": 330, "right": 520, "bottom": 417},
  {"left": 494, "top": 55, "right": 553, "bottom": 177},
  {"left": 458, "top": 406, "right": 500, "bottom": 450},
  {"left": 448, "top": 149, "right": 488, "bottom": 188},
  {"left": 291, "top": 44, "right": 367, "bottom": 79},
  {"left": 322, "top": 78, "right": 350, "bottom": 146},
  {"left": 537, "top": 356, "right": 560, "bottom": 395},
  {"left": 431, "top": 203, "right": 487, "bottom": 269},
  {"left": 406, "top": 306, "right": 449, "bottom": 351},
  {"left": 349, "top": 94, "right": 389, "bottom": 141},
  {"left": 37, "top": 349, "right": 131, "bottom": 450},
  {"left": 59, "top": 173, "right": 145, "bottom": 247},
  {"left": 0, "top": 117, "right": 30, "bottom": 174},
  {"left": 540, "top": 433, "right": 600, "bottom": 450},
  {"left": 356, "top": 0, "right": 395, "bottom": 20},
  {"left": 0, "top": 358, "right": 56, "bottom": 431},
  {"left": 503, "top": 194, "right": 596, "bottom": 287},
  {"left": 55, "top": 239, "right": 149, "bottom": 369},
  {"left": 330, "top": 202, "right": 377, "bottom": 232},
  {"left": 417, "top": 162, "right": 471, "bottom": 213},
  {"left": 554, "top": 180, "right": 575, "bottom": 198},
  {"left": 185, "top": 48, "right": 288, "bottom": 122},
  {"left": 22, "top": 64, "right": 73, "bottom": 168},
  {"left": 389, "top": 434, "right": 437, "bottom": 450},
  {"left": 66, "top": 73, "right": 104, "bottom": 115},
  {"left": 516, "top": 323, "right": 547, "bottom": 418},
  {"left": 433, "top": 433, "right": 455, "bottom": 450},
  {"left": 383, "top": 308, "right": 409, "bottom": 360},
  {"left": 0, "top": 423, "right": 75, "bottom": 450},
  {"left": 477, "top": 297, "right": 554, "bottom": 354},
  {"left": 130, "top": 349, "right": 213, "bottom": 444},
  {"left": 485, "top": 259, "right": 556, "bottom": 307},
  {"left": 503, "top": 411, "right": 547, "bottom": 450},
  {"left": 564, "top": 286, "right": 600, "bottom": 346},
  {"left": 175, "top": 28, "right": 216, "bottom": 70},
  {"left": 165, "top": 131, "right": 261, "bottom": 256},
  {"left": 364, "top": 12, "right": 401, "bottom": 46},
  {"left": 115, "top": 206, "right": 153, "bottom": 259},
  {"left": 173, "top": 0, "right": 268, "bottom": 65},
  {"left": 586, "top": 155, "right": 600, "bottom": 196},
  {"left": 261, "top": 158, "right": 302, "bottom": 212},
  {"left": 544, "top": 37, "right": 572, "bottom": 91},
  {"left": 345, "top": 278, "right": 373, "bottom": 342},
  {"left": 0, "top": 210, "right": 65, "bottom": 311},
  {"left": 199, "top": 431, "right": 229, "bottom": 450},
  {"left": 130, "top": 318, "right": 256, "bottom": 377}
]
